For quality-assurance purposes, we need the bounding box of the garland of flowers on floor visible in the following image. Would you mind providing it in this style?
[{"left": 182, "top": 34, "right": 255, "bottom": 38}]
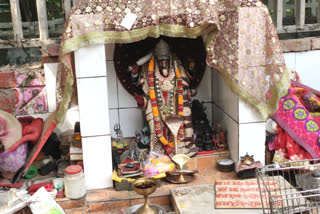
[{"left": 147, "top": 56, "right": 184, "bottom": 153}]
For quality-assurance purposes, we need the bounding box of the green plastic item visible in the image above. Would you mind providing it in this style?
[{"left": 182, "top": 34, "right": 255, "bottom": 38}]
[{"left": 25, "top": 166, "right": 38, "bottom": 179}]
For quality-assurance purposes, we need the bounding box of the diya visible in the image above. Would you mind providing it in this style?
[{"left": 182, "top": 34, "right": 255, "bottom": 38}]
[
  {"left": 165, "top": 154, "right": 198, "bottom": 184},
  {"left": 128, "top": 177, "right": 166, "bottom": 214}
]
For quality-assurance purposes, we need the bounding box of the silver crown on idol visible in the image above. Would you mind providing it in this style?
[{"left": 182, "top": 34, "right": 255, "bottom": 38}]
[{"left": 154, "top": 39, "right": 171, "bottom": 61}]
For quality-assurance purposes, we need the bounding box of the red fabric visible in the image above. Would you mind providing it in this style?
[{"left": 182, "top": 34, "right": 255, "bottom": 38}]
[
  {"left": 6, "top": 117, "right": 43, "bottom": 152},
  {"left": 273, "top": 81, "right": 320, "bottom": 159},
  {"left": 274, "top": 127, "right": 312, "bottom": 161},
  {"left": 135, "top": 94, "right": 145, "bottom": 108},
  {"left": 197, "top": 150, "right": 214, "bottom": 155}
]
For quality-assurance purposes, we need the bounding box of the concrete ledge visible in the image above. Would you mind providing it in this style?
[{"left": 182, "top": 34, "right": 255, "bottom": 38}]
[{"left": 280, "top": 37, "right": 320, "bottom": 53}]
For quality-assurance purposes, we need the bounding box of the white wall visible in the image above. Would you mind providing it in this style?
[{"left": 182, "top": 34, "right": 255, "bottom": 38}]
[{"left": 284, "top": 50, "right": 320, "bottom": 91}]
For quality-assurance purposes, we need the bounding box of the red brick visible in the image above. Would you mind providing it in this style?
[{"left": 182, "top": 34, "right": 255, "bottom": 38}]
[
  {"left": 107, "top": 200, "right": 130, "bottom": 211},
  {"left": 86, "top": 189, "right": 109, "bottom": 202},
  {"left": 65, "top": 207, "right": 86, "bottom": 214},
  {"left": 57, "top": 198, "right": 85, "bottom": 210},
  {"left": 0, "top": 72, "right": 16, "bottom": 88},
  {"left": 0, "top": 89, "right": 18, "bottom": 113},
  {"left": 150, "top": 196, "right": 170, "bottom": 206},
  {"left": 185, "top": 157, "right": 196, "bottom": 170},
  {"left": 311, "top": 37, "right": 320, "bottom": 50},
  {"left": 86, "top": 202, "right": 109, "bottom": 213},
  {"left": 130, "top": 198, "right": 145, "bottom": 206},
  {"left": 280, "top": 38, "right": 312, "bottom": 53},
  {"left": 197, "top": 156, "right": 213, "bottom": 169}
]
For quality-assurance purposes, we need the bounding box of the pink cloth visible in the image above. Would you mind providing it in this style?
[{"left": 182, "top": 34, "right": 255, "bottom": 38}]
[
  {"left": 0, "top": 143, "right": 27, "bottom": 173},
  {"left": 273, "top": 81, "right": 320, "bottom": 160}
]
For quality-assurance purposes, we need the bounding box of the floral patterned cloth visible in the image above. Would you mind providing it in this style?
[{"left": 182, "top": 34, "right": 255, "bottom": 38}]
[
  {"left": 0, "top": 143, "right": 27, "bottom": 173},
  {"left": 273, "top": 80, "right": 320, "bottom": 160},
  {"left": 55, "top": 0, "right": 290, "bottom": 124}
]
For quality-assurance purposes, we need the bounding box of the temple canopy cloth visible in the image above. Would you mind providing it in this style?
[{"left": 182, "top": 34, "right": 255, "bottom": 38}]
[{"left": 55, "top": 0, "right": 290, "bottom": 124}]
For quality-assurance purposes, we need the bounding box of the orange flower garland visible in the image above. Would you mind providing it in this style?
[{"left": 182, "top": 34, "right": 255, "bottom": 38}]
[{"left": 147, "top": 56, "right": 184, "bottom": 153}]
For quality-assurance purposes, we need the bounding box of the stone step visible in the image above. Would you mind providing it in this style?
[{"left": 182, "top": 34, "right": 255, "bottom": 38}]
[{"left": 54, "top": 150, "right": 233, "bottom": 213}]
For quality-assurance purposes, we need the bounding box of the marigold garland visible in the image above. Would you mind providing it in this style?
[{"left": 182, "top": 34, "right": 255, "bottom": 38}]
[{"left": 147, "top": 56, "right": 184, "bottom": 150}]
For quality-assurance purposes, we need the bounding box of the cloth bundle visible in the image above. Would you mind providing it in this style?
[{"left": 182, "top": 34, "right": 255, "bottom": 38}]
[
  {"left": 0, "top": 111, "right": 43, "bottom": 173},
  {"left": 272, "top": 81, "right": 320, "bottom": 162}
]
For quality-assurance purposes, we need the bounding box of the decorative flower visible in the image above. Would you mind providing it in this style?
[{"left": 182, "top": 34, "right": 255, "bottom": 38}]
[
  {"left": 293, "top": 108, "right": 307, "bottom": 120},
  {"left": 305, "top": 120, "right": 319, "bottom": 132},
  {"left": 96, "top": 6, "right": 103, "bottom": 12},
  {"left": 75, "top": 9, "right": 81, "bottom": 15},
  {"left": 85, "top": 7, "right": 92, "bottom": 13},
  {"left": 283, "top": 99, "right": 295, "bottom": 111}
]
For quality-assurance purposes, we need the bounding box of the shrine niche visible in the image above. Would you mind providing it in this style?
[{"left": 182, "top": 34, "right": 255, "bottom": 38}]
[
  {"left": 48, "top": 0, "right": 292, "bottom": 189},
  {"left": 114, "top": 36, "right": 206, "bottom": 157}
]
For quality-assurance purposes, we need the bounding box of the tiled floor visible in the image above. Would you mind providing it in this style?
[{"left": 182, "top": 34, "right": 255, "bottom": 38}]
[{"left": 54, "top": 151, "right": 237, "bottom": 214}]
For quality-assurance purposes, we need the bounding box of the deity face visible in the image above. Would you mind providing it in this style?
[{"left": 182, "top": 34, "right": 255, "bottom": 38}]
[{"left": 158, "top": 58, "right": 170, "bottom": 77}]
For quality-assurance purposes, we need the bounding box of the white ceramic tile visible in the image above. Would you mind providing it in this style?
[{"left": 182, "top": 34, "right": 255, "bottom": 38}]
[
  {"left": 82, "top": 135, "right": 113, "bottom": 189},
  {"left": 295, "top": 50, "right": 320, "bottom": 91},
  {"left": 283, "top": 52, "right": 296, "bottom": 70},
  {"left": 109, "top": 109, "right": 119, "bottom": 138},
  {"left": 119, "top": 108, "right": 144, "bottom": 137},
  {"left": 44, "top": 63, "right": 58, "bottom": 112},
  {"left": 239, "top": 122, "right": 266, "bottom": 165},
  {"left": 212, "top": 69, "right": 239, "bottom": 122},
  {"left": 75, "top": 44, "right": 107, "bottom": 78},
  {"left": 239, "top": 100, "right": 265, "bottom": 123},
  {"left": 55, "top": 108, "right": 80, "bottom": 136},
  {"left": 107, "top": 61, "right": 118, "bottom": 109},
  {"left": 212, "top": 104, "right": 239, "bottom": 163},
  {"left": 193, "top": 65, "right": 212, "bottom": 102},
  {"left": 118, "top": 79, "right": 138, "bottom": 108},
  {"left": 105, "top": 44, "right": 115, "bottom": 61},
  {"left": 77, "top": 77, "right": 110, "bottom": 137}
]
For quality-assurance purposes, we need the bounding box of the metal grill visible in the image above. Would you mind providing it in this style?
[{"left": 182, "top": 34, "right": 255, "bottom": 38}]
[{"left": 257, "top": 159, "right": 320, "bottom": 214}]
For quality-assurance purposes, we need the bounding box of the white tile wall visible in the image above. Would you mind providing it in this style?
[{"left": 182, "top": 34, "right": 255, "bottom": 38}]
[
  {"left": 283, "top": 51, "right": 320, "bottom": 91},
  {"left": 213, "top": 104, "right": 239, "bottom": 162},
  {"left": 44, "top": 63, "right": 58, "bottom": 112},
  {"left": 107, "top": 61, "right": 119, "bottom": 109},
  {"left": 118, "top": 80, "right": 138, "bottom": 108},
  {"left": 82, "top": 135, "right": 113, "bottom": 189},
  {"left": 239, "top": 122, "right": 266, "bottom": 165},
  {"left": 77, "top": 77, "right": 110, "bottom": 137},
  {"left": 295, "top": 50, "right": 320, "bottom": 91},
  {"left": 109, "top": 109, "right": 119, "bottom": 138},
  {"left": 75, "top": 44, "right": 107, "bottom": 78},
  {"left": 283, "top": 52, "right": 296, "bottom": 70},
  {"left": 119, "top": 108, "right": 145, "bottom": 137},
  {"left": 212, "top": 69, "right": 239, "bottom": 122},
  {"left": 238, "top": 100, "right": 265, "bottom": 123},
  {"left": 193, "top": 66, "right": 212, "bottom": 102}
]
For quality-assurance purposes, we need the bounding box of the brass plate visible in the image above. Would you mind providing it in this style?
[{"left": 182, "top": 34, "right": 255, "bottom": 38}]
[
  {"left": 165, "top": 170, "right": 197, "bottom": 184},
  {"left": 125, "top": 203, "right": 166, "bottom": 214}
]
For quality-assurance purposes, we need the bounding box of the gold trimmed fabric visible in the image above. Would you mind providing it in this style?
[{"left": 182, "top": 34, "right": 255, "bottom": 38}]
[{"left": 55, "top": 0, "right": 290, "bottom": 124}]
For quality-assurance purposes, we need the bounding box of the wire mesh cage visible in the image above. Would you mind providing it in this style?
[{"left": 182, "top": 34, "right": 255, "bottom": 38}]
[{"left": 256, "top": 159, "right": 320, "bottom": 214}]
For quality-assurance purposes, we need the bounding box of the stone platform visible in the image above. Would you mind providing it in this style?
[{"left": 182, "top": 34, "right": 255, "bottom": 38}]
[{"left": 17, "top": 150, "right": 235, "bottom": 214}]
